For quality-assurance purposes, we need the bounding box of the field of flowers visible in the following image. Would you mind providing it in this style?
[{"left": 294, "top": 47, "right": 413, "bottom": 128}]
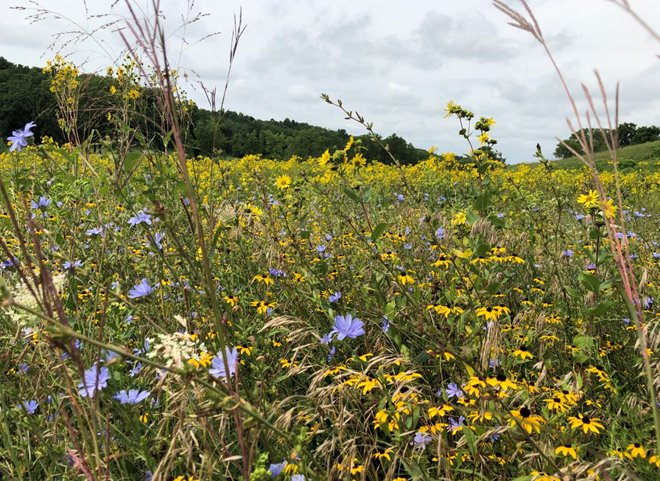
[{"left": 0, "top": 123, "right": 659, "bottom": 481}]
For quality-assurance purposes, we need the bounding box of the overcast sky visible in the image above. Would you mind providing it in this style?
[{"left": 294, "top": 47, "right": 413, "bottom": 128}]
[{"left": 2, "top": 0, "right": 659, "bottom": 163}]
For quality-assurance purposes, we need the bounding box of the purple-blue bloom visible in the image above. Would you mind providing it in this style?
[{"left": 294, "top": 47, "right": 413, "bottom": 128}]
[
  {"left": 331, "top": 314, "right": 365, "bottom": 340},
  {"left": 78, "top": 364, "right": 110, "bottom": 398},
  {"left": 446, "top": 382, "right": 464, "bottom": 399},
  {"left": 447, "top": 415, "right": 466, "bottom": 433},
  {"left": 20, "top": 399, "right": 39, "bottom": 414},
  {"left": 381, "top": 317, "right": 390, "bottom": 333},
  {"left": 129, "top": 362, "right": 143, "bottom": 377},
  {"left": 128, "top": 279, "right": 154, "bottom": 299},
  {"left": 86, "top": 226, "right": 104, "bottom": 237},
  {"left": 413, "top": 431, "right": 432, "bottom": 449},
  {"left": 153, "top": 232, "right": 164, "bottom": 250},
  {"left": 8, "top": 121, "right": 36, "bottom": 152},
  {"left": 114, "top": 389, "right": 150, "bottom": 405},
  {"left": 327, "top": 345, "right": 336, "bottom": 362},
  {"left": 31, "top": 196, "right": 51, "bottom": 210},
  {"left": 128, "top": 210, "right": 152, "bottom": 226},
  {"left": 269, "top": 460, "right": 287, "bottom": 477},
  {"left": 63, "top": 259, "right": 83, "bottom": 271},
  {"left": 291, "top": 475, "right": 305, "bottom": 481},
  {"left": 328, "top": 291, "right": 342, "bottom": 303},
  {"left": 269, "top": 268, "right": 286, "bottom": 277},
  {"left": 209, "top": 346, "right": 239, "bottom": 380}
]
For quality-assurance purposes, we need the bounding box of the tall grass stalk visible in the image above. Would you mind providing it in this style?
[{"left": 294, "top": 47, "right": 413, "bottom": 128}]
[{"left": 494, "top": 0, "right": 660, "bottom": 454}]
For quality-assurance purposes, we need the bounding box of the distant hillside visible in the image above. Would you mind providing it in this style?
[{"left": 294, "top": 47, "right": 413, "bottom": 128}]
[
  {"left": 0, "top": 56, "right": 428, "bottom": 164},
  {"left": 510, "top": 140, "right": 660, "bottom": 172}
]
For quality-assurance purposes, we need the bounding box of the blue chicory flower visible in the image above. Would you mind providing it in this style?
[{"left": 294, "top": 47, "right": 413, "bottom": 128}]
[
  {"left": 328, "top": 291, "right": 342, "bottom": 303},
  {"left": 447, "top": 415, "right": 466, "bottom": 433},
  {"left": 413, "top": 431, "right": 432, "bottom": 449},
  {"left": 446, "top": 382, "right": 464, "bottom": 399},
  {"left": 20, "top": 399, "right": 39, "bottom": 414},
  {"left": 209, "top": 346, "right": 239, "bottom": 380},
  {"left": 78, "top": 364, "right": 110, "bottom": 398},
  {"left": 381, "top": 317, "right": 390, "bottom": 333},
  {"left": 128, "top": 210, "right": 152, "bottom": 226},
  {"left": 7, "top": 121, "right": 36, "bottom": 152},
  {"left": 128, "top": 279, "right": 154, "bottom": 299},
  {"left": 327, "top": 345, "right": 336, "bottom": 362},
  {"left": 129, "top": 362, "right": 143, "bottom": 377},
  {"left": 153, "top": 232, "right": 164, "bottom": 250},
  {"left": 269, "top": 460, "right": 287, "bottom": 477},
  {"left": 63, "top": 260, "right": 83, "bottom": 271},
  {"left": 31, "top": 196, "right": 51, "bottom": 210},
  {"left": 330, "top": 314, "right": 365, "bottom": 340},
  {"left": 114, "top": 389, "right": 151, "bottom": 405},
  {"left": 86, "top": 226, "right": 104, "bottom": 237}
]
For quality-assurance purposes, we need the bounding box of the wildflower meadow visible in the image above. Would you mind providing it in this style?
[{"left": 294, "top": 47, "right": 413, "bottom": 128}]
[{"left": 0, "top": 1, "right": 658, "bottom": 480}]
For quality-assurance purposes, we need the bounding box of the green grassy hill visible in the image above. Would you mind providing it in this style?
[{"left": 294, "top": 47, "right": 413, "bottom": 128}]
[{"left": 511, "top": 140, "right": 660, "bottom": 172}]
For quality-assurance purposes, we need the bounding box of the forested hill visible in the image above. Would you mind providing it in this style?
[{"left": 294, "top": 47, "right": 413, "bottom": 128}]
[{"left": 0, "top": 57, "right": 428, "bottom": 163}]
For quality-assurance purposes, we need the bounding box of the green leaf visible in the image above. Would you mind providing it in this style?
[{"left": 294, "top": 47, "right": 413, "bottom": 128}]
[
  {"left": 462, "top": 423, "right": 478, "bottom": 459},
  {"left": 579, "top": 271, "right": 600, "bottom": 293},
  {"left": 565, "top": 286, "right": 581, "bottom": 298},
  {"left": 473, "top": 192, "right": 491, "bottom": 212},
  {"left": 371, "top": 222, "right": 388, "bottom": 241},
  {"left": 342, "top": 187, "right": 361, "bottom": 202}
]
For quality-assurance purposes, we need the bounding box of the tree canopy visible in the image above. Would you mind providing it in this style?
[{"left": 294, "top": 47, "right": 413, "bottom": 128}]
[{"left": 0, "top": 57, "right": 428, "bottom": 164}]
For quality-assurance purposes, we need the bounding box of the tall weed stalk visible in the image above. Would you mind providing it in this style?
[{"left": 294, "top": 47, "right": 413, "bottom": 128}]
[{"left": 494, "top": 0, "right": 660, "bottom": 453}]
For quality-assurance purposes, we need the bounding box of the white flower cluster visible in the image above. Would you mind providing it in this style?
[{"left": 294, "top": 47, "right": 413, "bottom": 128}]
[
  {"left": 146, "top": 332, "right": 207, "bottom": 370},
  {"left": 10, "top": 274, "right": 66, "bottom": 310}
]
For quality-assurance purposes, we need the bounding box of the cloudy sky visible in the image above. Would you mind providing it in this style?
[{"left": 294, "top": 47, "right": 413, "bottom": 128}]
[{"left": 1, "top": 0, "right": 659, "bottom": 162}]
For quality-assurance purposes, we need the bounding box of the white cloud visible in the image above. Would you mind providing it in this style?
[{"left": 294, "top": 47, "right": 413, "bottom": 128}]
[{"left": 0, "top": 0, "right": 658, "bottom": 162}]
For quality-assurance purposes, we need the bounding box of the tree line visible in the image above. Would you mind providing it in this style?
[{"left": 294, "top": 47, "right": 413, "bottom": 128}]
[
  {"left": 554, "top": 123, "right": 660, "bottom": 159},
  {"left": 0, "top": 56, "right": 428, "bottom": 164}
]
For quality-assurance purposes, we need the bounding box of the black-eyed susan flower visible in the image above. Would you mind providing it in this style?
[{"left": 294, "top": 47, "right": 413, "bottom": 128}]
[
  {"left": 509, "top": 407, "right": 545, "bottom": 434},
  {"left": 567, "top": 415, "right": 604, "bottom": 434},
  {"left": 356, "top": 376, "right": 381, "bottom": 394},
  {"left": 544, "top": 395, "right": 569, "bottom": 413},
  {"left": 292, "top": 272, "right": 305, "bottom": 283},
  {"left": 253, "top": 273, "right": 274, "bottom": 285},
  {"left": 380, "top": 251, "right": 397, "bottom": 261},
  {"left": 373, "top": 447, "right": 393, "bottom": 462},
  {"left": 250, "top": 299, "right": 276, "bottom": 314},
  {"left": 432, "top": 253, "right": 452, "bottom": 269},
  {"left": 530, "top": 472, "right": 560, "bottom": 481},
  {"left": 476, "top": 306, "right": 499, "bottom": 322},
  {"left": 555, "top": 444, "right": 577, "bottom": 459},
  {"left": 512, "top": 345, "right": 533, "bottom": 360},
  {"left": 397, "top": 271, "right": 414, "bottom": 285},
  {"left": 626, "top": 443, "right": 646, "bottom": 459},
  {"left": 486, "top": 372, "right": 518, "bottom": 392},
  {"left": 223, "top": 295, "right": 239, "bottom": 307}
]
